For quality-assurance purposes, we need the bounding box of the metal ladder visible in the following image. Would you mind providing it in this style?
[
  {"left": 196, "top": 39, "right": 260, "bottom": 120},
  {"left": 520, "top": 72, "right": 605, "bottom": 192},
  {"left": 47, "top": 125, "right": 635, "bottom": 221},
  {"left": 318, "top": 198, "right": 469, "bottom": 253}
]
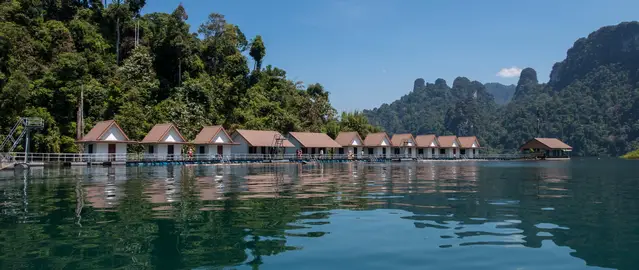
[
  {"left": 271, "top": 134, "right": 285, "bottom": 160},
  {"left": 0, "top": 117, "right": 44, "bottom": 167}
]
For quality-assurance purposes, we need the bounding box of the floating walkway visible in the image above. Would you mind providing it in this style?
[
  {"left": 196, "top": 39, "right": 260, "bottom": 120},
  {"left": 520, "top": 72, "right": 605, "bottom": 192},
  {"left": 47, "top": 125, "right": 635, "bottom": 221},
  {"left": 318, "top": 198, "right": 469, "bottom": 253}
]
[{"left": 0, "top": 152, "right": 538, "bottom": 170}]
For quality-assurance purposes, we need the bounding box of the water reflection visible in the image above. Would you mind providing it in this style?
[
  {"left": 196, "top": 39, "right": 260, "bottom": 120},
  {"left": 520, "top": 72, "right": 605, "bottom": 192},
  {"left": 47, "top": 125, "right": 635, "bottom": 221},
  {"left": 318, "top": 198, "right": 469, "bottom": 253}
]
[{"left": 0, "top": 160, "right": 636, "bottom": 269}]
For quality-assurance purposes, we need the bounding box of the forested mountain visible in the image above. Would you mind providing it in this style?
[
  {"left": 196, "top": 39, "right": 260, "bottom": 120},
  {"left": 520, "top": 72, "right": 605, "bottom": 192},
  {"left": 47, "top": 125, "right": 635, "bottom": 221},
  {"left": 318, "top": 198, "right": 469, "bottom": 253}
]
[
  {"left": 365, "top": 21, "right": 639, "bottom": 156},
  {"left": 0, "top": 1, "right": 378, "bottom": 153},
  {"left": 484, "top": 83, "right": 515, "bottom": 104}
]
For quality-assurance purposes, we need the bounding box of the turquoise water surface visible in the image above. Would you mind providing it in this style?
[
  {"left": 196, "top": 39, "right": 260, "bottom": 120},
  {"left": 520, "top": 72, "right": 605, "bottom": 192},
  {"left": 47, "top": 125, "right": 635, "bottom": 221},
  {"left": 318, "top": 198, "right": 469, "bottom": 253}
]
[{"left": 0, "top": 159, "right": 637, "bottom": 269}]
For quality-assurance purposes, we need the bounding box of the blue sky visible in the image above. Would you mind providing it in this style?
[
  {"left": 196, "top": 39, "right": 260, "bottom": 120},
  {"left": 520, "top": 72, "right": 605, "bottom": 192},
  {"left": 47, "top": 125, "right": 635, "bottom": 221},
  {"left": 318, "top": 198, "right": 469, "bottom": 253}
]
[{"left": 143, "top": 0, "right": 639, "bottom": 112}]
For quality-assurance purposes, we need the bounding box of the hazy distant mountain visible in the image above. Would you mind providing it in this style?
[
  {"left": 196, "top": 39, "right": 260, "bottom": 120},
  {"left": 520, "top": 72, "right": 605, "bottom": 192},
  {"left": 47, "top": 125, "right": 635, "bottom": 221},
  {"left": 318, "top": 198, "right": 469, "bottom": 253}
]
[
  {"left": 365, "top": 21, "right": 639, "bottom": 156},
  {"left": 484, "top": 83, "right": 516, "bottom": 104}
]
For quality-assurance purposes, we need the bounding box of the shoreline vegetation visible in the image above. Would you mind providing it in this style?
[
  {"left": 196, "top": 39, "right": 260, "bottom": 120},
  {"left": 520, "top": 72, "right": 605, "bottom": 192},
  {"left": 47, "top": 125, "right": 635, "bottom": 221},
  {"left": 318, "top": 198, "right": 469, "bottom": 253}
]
[
  {"left": 0, "top": 1, "right": 380, "bottom": 153},
  {"left": 621, "top": 149, "right": 639, "bottom": 159}
]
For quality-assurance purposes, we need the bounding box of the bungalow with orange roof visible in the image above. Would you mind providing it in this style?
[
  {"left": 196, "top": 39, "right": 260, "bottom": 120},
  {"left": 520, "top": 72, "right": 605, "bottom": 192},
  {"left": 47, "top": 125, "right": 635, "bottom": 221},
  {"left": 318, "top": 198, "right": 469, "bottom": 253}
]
[
  {"left": 77, "top": 120, "right": 135, "bottom": 162},
  {"left": 437, "top": 135, "right": 461, "bottom": 158},
  {"left": 335, "top": 131, "right": 364, "bottom": 158},
  {"left": 519, "top": 138, "right": 572, "bottom": 159},
  {"left": 231, "top": 130, "right": 294, "bottom": 156},
  {"left": 391, "top": 133, "right": 417, "bottom": 158},
  {"left": 286, "top": 132, "right": 341, "bottom": 157},
  {"left": 364, "top": 132, "right": 392, "bottom": 158},
  {"left": 458, "top": 136, "right": 481, "bottom": 159},
  {"left": 193, "top": 126, "right": 237, "bottom": 159},
  {"left": 415, "top": 134, "right": 439, "bottom": 159},
  {"left": 140, "top": 123, "right": 188, "bottom": 160}
]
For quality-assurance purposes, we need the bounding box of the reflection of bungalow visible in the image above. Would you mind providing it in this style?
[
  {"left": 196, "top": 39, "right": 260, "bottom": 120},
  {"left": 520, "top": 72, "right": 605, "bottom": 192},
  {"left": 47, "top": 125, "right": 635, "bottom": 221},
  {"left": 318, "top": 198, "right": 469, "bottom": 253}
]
[
  {"left": 231, "top": 130, "right": 295, "bottom": 155},
  {"left": 286, "top": 132, "right": 341, "bottom": 156},
  {"left": 436, "top": 136, "right": 460, "bottom": 158},
  {"left": 140, "top": 123, "right": 188, "bottom": 160},
  {"left": 415, "top": 134, "right": 439, "bottom": 159},
  {"left": 458, "top": 136, "right": 481, "bottom": 159},
  {"left": 520, "top": 138, "right": 572, "bottom": 159},
  {"left": 391, "top": 133, "right": 417, "bottom": 158},
  {"left": 335, "top": 132, "right": 364, "bottom": 158},
  {"left": 364, "top": 132, "right": 392, "bottom": 158},
  {"left": 192, "top": 126, "right": 236, "bottom": 159},
  {"left": 78, "top": 120, "right": 134, "bottom": 162}
]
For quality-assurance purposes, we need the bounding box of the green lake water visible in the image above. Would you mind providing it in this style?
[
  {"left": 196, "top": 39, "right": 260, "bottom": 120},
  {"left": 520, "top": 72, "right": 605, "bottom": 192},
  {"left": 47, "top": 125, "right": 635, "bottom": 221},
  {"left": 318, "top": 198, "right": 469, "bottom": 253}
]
[{"left": 0, "top": 159, "right": 637, "bottom": 269}]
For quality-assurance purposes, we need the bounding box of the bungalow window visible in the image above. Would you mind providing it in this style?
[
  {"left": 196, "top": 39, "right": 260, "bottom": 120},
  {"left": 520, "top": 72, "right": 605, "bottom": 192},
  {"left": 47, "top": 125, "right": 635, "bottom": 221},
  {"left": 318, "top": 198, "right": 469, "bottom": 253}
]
[
  {"left": 460, "top": 149, "right": 466, "bottom": 155},
  {"left": 473, "top": 149, "right": 476, "bottom": 155},
  {"left": 148, "top": 145, "right": 154, "bottom": 154},
  {"left": 368, "top": 148, "right": 374, "bottom": 155},
  {"left": 199, "top": 146, "right": 206, "bottom": 154},
  {"left": 339, "top": 148, "right": 344, "bottom": 154},
  {"left": 440, "top": 149, "right": 446, "bottom": 155},
  {"left": 418, "top": 149, "right": 424, "bottom": 155},
  {"left": 88, "top": 144, "right": 94, "bottom": 154},
  {"left": 408, "top": 148, "right": 412, "bottom": 155},
  {"left": 394, "top": 148, "right": 400, "bottom": 155},
  {"left": 453, "top": 149, "right": 457, "bottom": 155},
  {"left": 249, "top": 147, "right": 257, "bottom": 154},
  {"left": 302, "top": 148, "right": 308, "bottom": 154},
  {"left": 432, "top": 148, "right": 435, "bottom": 155},
  {"left": 261, "top": 147, "right": 266, "bottom": 154},
  {"left": 382, "top": 148, "right": 387, "bottom": 155},
  {"left": 311, "top": 148, "right": 316, "bottom": 155}
]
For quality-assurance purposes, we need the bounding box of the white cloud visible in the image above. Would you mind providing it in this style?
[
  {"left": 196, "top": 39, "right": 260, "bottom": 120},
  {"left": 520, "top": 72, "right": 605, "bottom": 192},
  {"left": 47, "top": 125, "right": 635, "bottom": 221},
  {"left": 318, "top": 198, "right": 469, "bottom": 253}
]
[{"left": 496, "top": 67, "right": 523, "bottom": 78}]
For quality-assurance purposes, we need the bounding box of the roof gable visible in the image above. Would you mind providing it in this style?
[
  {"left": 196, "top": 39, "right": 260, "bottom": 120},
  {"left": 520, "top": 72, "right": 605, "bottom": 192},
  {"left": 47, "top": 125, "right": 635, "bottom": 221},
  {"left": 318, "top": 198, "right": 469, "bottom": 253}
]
[
  {"left": 437, "top": 136, "right": 459, "bottom": 148},
  {"left": 458, "top": 136, "right": 480, "bottom": 148},
  {"left": 80, "top": 120, "right": 131, "bottom": 142},
  {"left": 193, "top": 126, "right": 235, "bottom": 145},
  {"left": 335, "top": 132, "right": 363, "bottom": 146},
  {"left": 141, "top": 123, "right": 186, "bottom": 143},
  {"left": 415, "top": 135, "right": 438, "bottom": 147},
  {"left": 391, "top": 134, "right": 416, "bottom": 147},
  {"left": 364, "top": 132, "right": 392, "bottom": 147},
  {"left": 289, "top": 132, "right": 341, "bottom": 148}
]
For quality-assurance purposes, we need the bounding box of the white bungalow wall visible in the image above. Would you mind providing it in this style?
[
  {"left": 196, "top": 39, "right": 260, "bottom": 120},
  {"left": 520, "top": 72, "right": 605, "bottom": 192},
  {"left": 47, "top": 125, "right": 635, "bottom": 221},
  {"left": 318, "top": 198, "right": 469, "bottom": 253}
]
[
  {"left": 286, "top": 137, "right": 332, "bottom": 156},
  {"left": 341, "top": 137, "right": 364, "bottom": 157},
  {"left": 344, "top": 146, "right": 364, "bottom": 157},
  {"left": 374, "top": 147, "right": 392, "bottom": 158},
  {"left": 444, "top": 148, "right": 460, "bottom": 158},
  {"left": 193, "top": 131, "right": 234, "bottom": 159},
  {"left": 146, "top": 144, "right": 183, "bottom": 160},
  {"left": 286, "top": 136, "right": 303, "bottom": 155},
  {"left": 397, "top": 138, "right": 417, "bottom": 158},
  {"left": 231, "top": 135, "right": 275, "bottom": 155},
  {"left": 418, "top": 148, "right": 438, "bottom": 159},
  {"left": 231, "top": 134, "right": 250, "bottom": 154},
  {"left": 195, "top": 144, "right": 231, "bottom": 159},
  {"left": 461, "top": 141, "right": 480, "bottom": 158},
  {"left": 83, "top": 142, "right": 127, "bottom": 162}
]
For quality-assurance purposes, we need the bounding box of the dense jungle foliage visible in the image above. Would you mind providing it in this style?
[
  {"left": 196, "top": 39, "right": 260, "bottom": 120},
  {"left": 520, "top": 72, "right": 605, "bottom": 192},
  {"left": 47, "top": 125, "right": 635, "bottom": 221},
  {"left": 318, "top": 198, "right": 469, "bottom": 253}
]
[
  {"left": 0, "top": 0, "right": 379, "bottom": 153},
  {"left": 365, "top": 21, "right": 639, "bottom": 156}
]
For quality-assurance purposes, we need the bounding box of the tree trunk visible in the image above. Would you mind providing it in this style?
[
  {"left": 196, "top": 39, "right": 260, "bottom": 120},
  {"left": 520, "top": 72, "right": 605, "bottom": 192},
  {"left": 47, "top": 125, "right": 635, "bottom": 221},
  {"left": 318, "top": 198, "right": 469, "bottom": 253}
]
[{"left": 116, "top": 17, "right": 120, "bottom": 64}]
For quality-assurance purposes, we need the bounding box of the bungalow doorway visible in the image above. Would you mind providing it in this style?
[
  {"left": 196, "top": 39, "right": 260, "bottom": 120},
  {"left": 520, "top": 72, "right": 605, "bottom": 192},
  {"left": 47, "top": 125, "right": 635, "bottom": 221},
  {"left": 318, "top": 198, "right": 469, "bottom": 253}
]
[
  {"left": 217, "top": 145, "right": 224, "bottom": 156},
  {"left": 167, "top": 145, "right": 174, "bottom": 160},
  {"left": 108, "top": 144, "right": 116, "bottom": 161}
]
